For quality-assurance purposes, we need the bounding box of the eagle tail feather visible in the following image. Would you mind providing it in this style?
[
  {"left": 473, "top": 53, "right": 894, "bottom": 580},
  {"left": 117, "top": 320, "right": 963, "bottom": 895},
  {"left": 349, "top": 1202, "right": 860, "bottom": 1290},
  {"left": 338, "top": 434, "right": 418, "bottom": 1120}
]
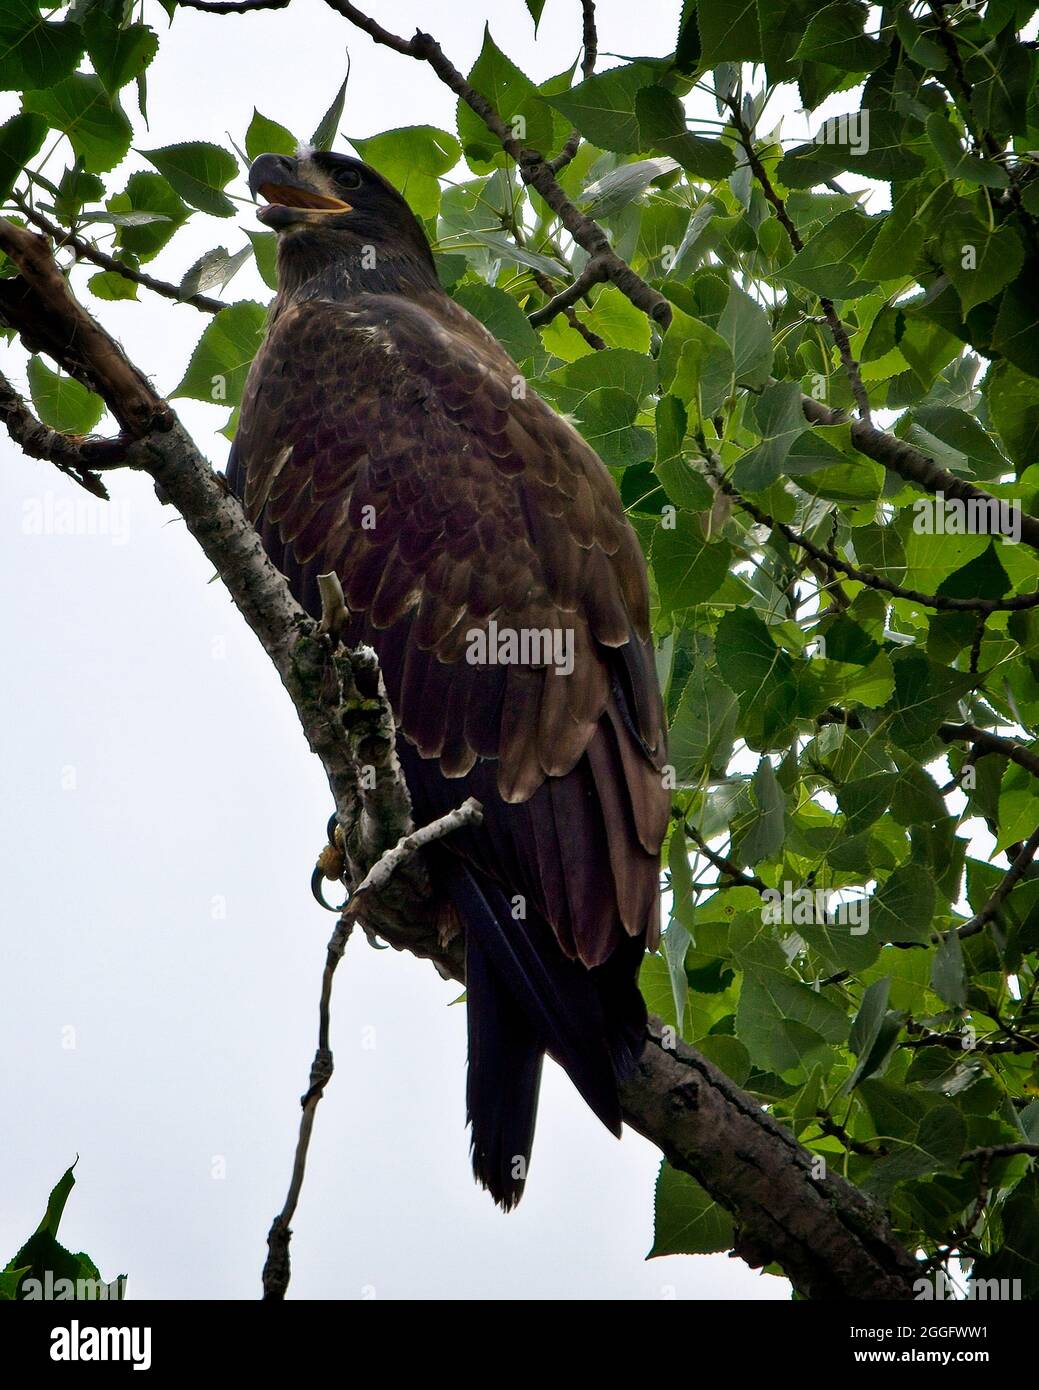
[{"left": 436, "top": 854, "right": 643, "bottom": 1206}]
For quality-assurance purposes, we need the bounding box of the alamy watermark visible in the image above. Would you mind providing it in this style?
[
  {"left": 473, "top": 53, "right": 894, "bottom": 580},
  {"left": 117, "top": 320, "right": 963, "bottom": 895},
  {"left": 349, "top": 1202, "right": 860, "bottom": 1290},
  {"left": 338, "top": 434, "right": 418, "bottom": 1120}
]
[
  {"left": 762, "top": 883, "right": 869, "bottom": 935},
  {"left": 913, "top": 491, "right": 1021, "bottom": 543},
  {"left": 22, "top": 490, "right": 131, "bottom": 546},
  {"left": 465, "top": 619, "right": 574, "bottom": 676}
]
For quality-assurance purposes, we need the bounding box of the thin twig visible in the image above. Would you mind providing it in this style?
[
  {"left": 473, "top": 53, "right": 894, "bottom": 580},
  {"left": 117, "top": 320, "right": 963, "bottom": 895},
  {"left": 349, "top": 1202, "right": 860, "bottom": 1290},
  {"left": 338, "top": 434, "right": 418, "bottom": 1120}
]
[
  {"left": 262, "top": 796, "right": 483, "bottom": 1300},
  {"left": 548, "top": 0, "right": 598, "bottom": 174},
  {"left": 952, "top": 823, "right": 1039, "bottom": 940},
  {"left": 725, "top": 95, "right": 872, "bottom": 422},
  {"left": 685, "top": 822, "right": 767, "bottom": 892},
  {"left": 707, "top": 455, "right": 1039, "bottom": 612},
  {"left": 0, "top": 368, "right": 127, "bottom": 497},
  {"left": 17, "top": 201, "right": 224, "bottom": 315}
]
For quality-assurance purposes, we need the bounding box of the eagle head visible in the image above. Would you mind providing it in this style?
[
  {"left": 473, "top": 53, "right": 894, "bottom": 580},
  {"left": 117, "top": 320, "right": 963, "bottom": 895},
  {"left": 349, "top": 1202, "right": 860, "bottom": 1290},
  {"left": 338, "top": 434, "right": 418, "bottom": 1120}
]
[{"left": 248, "top": 149, "right": 435, "bottom": 291}]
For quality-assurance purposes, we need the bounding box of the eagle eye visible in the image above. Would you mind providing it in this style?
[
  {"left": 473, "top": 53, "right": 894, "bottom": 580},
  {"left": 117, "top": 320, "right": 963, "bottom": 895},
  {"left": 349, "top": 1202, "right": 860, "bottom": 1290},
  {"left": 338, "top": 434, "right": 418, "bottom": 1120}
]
[{"left": 337, "top": 168, "right": 362, "bottom": 191}]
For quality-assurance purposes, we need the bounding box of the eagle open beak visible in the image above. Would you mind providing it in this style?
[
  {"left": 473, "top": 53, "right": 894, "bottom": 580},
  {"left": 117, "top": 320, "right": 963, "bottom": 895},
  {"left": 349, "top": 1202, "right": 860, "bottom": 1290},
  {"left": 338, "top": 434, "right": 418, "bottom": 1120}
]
[{"left": 248, "top": 152, "right": 352, "bottom": 228}]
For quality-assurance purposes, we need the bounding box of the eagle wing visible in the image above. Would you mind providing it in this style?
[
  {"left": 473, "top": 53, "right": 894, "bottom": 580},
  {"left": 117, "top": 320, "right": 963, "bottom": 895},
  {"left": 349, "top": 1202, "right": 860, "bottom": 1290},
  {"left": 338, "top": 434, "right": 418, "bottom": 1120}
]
[{"left": 228, "top": 290, "right": 668, "bottom": 967}]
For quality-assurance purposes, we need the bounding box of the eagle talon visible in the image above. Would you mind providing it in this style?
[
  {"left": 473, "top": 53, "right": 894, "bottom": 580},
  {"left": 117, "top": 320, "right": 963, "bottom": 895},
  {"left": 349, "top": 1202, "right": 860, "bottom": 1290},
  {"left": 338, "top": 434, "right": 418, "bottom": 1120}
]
[{"left": 311, "top": 814, "right": 347, "bottom": 911}]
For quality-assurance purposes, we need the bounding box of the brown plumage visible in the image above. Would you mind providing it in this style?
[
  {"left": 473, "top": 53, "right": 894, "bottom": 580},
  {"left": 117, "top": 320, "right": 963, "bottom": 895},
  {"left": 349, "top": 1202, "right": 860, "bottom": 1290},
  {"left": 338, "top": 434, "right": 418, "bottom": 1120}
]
[{"left": 228, "top": 150, "right": 669, "bottom": 1207}]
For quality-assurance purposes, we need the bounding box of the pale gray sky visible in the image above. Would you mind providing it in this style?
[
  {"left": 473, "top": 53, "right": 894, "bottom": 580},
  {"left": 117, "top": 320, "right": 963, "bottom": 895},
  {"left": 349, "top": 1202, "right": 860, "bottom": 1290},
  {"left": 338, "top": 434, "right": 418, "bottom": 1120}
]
[{"left": 0, "top": 0, "right": 790, "bottom": 1299}]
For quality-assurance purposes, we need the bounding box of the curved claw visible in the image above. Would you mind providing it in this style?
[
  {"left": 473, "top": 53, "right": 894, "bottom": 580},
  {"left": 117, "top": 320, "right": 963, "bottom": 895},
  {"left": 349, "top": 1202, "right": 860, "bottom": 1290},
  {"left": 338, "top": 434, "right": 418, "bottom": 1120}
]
[
  {"left": 311, "top": 863, "right": 347, "bottom": 913},
  {"left": 365, "top": 931, "right": 388, "bottom": 950}
]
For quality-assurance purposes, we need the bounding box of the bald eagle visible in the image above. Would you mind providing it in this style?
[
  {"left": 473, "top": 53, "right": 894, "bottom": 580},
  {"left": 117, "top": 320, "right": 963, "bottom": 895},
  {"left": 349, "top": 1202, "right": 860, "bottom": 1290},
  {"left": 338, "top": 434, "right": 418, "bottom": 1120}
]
[{"left": 228, "top": 149, "right": 669, "bottom": 1208}]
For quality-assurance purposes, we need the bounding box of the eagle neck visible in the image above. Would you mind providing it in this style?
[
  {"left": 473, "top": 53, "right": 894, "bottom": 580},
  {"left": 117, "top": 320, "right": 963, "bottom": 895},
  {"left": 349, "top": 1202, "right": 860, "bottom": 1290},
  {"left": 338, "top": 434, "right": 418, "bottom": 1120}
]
[{"left": 273, "top": 246, "right": 441, "bottom": 307}]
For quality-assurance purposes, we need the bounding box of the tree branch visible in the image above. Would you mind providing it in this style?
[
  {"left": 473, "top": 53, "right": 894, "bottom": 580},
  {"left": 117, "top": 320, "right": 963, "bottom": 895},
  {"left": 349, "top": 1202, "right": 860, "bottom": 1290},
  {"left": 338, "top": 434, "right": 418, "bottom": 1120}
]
[
  {"left": 800, "top": 394, "right": 1039, "bottom": 553},
  {"left": 548, "top": 0, "right": 598, "bottom": 174},
  {"left": 17, "top": 201, "right": 224, "bottom": 315},
  {"left": 710, "top": 458, "right": 1039, "bottom": 613},
  {"left": 725, "top": 96, "right": 872, "bottom": 422},
  {"left": 0, "top": 367, "right": 126, "bottom": 498},
  {"left": 320, "top": 0, "right": 673, "bottom": 328}
]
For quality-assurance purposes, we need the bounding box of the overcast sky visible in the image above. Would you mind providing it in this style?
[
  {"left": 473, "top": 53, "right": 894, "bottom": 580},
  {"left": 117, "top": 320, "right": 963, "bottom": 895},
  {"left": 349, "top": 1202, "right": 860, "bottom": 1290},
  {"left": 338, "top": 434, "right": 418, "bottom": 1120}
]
[{"left": 0, "top": 0, "right": 791, "bottom": 1299}]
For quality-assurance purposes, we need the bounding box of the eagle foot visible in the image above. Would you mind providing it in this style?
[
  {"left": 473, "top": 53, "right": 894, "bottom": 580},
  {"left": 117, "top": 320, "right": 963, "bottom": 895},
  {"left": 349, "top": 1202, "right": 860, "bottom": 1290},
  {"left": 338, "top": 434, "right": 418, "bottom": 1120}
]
[{"left": 311, "top": 812, "right": 347, "bottom": 911}]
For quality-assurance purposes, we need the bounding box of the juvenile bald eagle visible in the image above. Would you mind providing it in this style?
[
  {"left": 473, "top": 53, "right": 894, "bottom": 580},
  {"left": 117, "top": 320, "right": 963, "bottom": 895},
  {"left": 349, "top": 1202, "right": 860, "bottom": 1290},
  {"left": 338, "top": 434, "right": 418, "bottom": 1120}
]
[{"left": 228, "top": 149, "right": 669, "bottom": 1208}]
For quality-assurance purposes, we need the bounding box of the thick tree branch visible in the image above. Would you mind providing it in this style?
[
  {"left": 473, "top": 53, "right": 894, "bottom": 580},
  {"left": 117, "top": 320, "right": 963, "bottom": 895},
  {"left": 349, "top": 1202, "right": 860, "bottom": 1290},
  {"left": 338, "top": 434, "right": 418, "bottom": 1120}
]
[{"left": 0, "top": 220, "right": 172, "bottom": 438}]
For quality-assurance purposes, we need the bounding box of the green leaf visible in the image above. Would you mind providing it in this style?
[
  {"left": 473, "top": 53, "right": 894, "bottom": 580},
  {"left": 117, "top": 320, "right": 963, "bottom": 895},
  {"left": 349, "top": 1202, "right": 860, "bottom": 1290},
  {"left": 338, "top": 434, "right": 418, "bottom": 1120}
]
[
  {"left": 585, "top": 284, "right": 651, "bottom": 353},
  {"left": 655, "top": 454, "right": 713, "bottom": 511},
  {"left": 937, "top": 214, "right": 1023, "bottom": 316},
  {"left": 4, "top": 1163, "right": 124, "bottom": 1301},
  {"left": 109, "top": 171, "right": 189, "bottom": 262},
  {"left": 525, "top": 0, "right": 547, "bottom": 29},
  {"left": 465, "top": 230, "right": 564, "bottom": 277},
  {"left": 870, "top": 865, "right": 936, "bottom": 945},
  {"left": 352, "top": 126, "right": 460, "bottom": 221},
  {"left": 311, "top": 74, "right": 348, "bottom": 151},
  {"left": 736, "top": 935, "right": 848, "bottom": 1070},
  {"left": 0, "top": 0, "right": 84, "bottom": 92},
  {"left": 452, "top": 282, "right": 540, "bottom": 364},
  {"left": 844, "top": 977, "right": 898, "bottom": 1091},
  {"left": 180, "top": 245, "right": 250, "bottom": 297},
  {"left": 925, "top": 110, "right": 1009, "bottom": 189},
  {"left": 652, "top": 512, "right": 732, "bottom": 612},
  {"left": 894, "top": 9, "right": 947, "bottom": 70},
  {"left": 888, "top": 649, "right": 974, "bottom": 749},
  {"left": 141, "top": 142, "right": 238, "bottom": 217},
  {"left": 714, "top": 607, "right": 799, "bottom": 747},
  {"left": 83, "top": 14, "right": 158, "bottom": 97},
  {"left": 23, "top": 75, "right": 132, "bottom": 175},
  {"left": 740, "top": 758, "right": 785, "bottom": 864},
  {"left": 931, "top": 928, "right": 966, "bottom": 1008},
  {"left": 88, "top": 266, "right": 139, "bottom": 301},
  {"left": 581, "top": 157, "right": 679, "bottom": 216},
  {"left": 0, "top": 112, "right": 47, "bottom": 204},
  {"left": 794, "top": 2, "right": 886, "bottom": 73},
  {"left": 658, "top": 305, "right": 733, "bottom": 415},
  {"left": 986, "top": 360, "right": 1039, "bottom": 471},
  {"left": 634, "top": 86, "right": 735, "bottom": 179},
  {"left": 697, "top": 0, "right": 763, "bottom": 62},
  {"left": 992, "top": 274, "right": 1039, "bottom": 377},
  {"left": 734, "top": 380, "right": 805, "bottom": 490},
  {"left": 247, "top": 229, "right": 278, "bottom": 291},
  {"left": 650, "top": 1161, "right": 735, "bottom": 1256},
  {"left": 668, "top": 657, "right": 739, "bottom": 782},
  {"left": 546, "top": 62, "right": 660, "bottom": 155},
  {"left": 245, "top": 109, "right": 296, "bottom": 162},
  {"left": 172, "top": 301, "right": 268, "bottom": 407},
  {"left": 573, "top": 387, "right": 653, "bottom": 466},
  {"left": 459, "top": 29, "right": 555, "bottom": 167},
  {"left": 906, "top": 405, "right": 1009, "bottom": 480},
  {"left": 27, "top": 357, "right": 104, "bottom": 434},
  {"left": 718, "top": 284, "right": 772, "bottom": 389},
  {"left": 781, "top": 209, "right": 879, "bottom": 300},
  {"left": 860, "top": 1098, "right": 965, "bottom": 1197}
]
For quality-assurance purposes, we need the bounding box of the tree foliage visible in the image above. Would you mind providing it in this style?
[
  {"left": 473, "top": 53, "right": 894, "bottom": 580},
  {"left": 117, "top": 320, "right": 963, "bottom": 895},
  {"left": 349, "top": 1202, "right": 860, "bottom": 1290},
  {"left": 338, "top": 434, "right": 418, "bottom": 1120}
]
[{"left": 4, "top": 0, "right": 1039, "bottom": 1296}]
